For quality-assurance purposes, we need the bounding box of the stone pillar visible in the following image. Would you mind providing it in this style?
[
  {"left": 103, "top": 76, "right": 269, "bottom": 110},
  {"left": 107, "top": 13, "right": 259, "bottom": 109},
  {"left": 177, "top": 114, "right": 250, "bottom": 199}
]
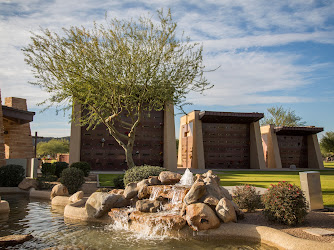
[
  {"left": 163, "top": 103, "right": 177, "bottom": 171},
  {"left": 69, "top": 102, "right": 82, "bottom": 165},
  {"left": 250, "top": 121, "right": 266, "bottom": 169},
  {"left": 299, "top": 171, "right": 324, "bottom": 210},
  {"left": 0, "top": 91, "right": 6, "bottom": 166},
  {"left": 260, "top": 125, "right": 282, "bottom": 169},
  {"left": 4, "top": 97, "right": 34, "bottom": 159}
]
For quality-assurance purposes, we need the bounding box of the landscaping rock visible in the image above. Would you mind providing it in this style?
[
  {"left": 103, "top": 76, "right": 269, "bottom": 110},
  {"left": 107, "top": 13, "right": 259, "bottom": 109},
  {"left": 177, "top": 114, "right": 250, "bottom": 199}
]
[
  {"left": 69, "top": 191, "right": 84, "bottom": 203},
  {"left": 137, "top": 184, "right": 149, "bottom": 200},
  {"left": 220, "top": 186, "right": 232, "bottom": 200},
  {"left": 231, "top": 200, "right": 244, "bottom": 220},
  {"left": 113, "top": 195, "right": 131, "bottom": 208},
  {"left": 202, "top": 195, "right": 220, "bottom": 207},
  {"left": 85, "top": 192, "right": 122, "bottom": 218},
  {"left": 50, "top": 184, "right": 69, "bottom": 200},
  {"left": 215, "top": 197, "right": 237, "bottom": 223},
  {"left": 0, "top": 234, "right": 33, "bottom": 247},
  {"left": 136, "top": 199, "right": 160, "bottom": 213},
  {"left": 137, "top": 179, "right": 149, "bottom": 189},
  {"left": 51, "top": 196, "right": 70, "bottom": 206},
  {"left": 18, "top": 178, "right": 38, "bottom": 190},
  {"left": 0, "top": 200, "right": 10, "bottom": 213},
  {"left": 158, "top": 171, "right": 182, "bottom": 185},
  {"left": 184, "top": 181, "right": 206, "bottom": 205},
  {"left": 186, "top": 203, "right": 220, "bottom": 231},
  {"left": 124, "top": 183, "right": 138, "bottom": 199},
  {"left": 148, "top": 176, "right": 160, "bottom": 185},
  {"left": 109, "top": 189, "right": 124, "bottom": 195}
]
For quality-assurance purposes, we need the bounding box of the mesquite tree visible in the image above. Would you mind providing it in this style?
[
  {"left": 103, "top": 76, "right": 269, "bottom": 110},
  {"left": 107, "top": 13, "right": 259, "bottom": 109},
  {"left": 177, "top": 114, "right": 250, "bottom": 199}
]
[{"left": 23, "top": 10, "right": 212, "bottom": 168}]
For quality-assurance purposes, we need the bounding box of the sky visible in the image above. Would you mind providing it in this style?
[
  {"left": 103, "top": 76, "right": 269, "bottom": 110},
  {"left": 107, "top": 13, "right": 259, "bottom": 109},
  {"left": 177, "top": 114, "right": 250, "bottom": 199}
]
[{"left": 0, "top": 0, "right": 333, "bottom": 138}]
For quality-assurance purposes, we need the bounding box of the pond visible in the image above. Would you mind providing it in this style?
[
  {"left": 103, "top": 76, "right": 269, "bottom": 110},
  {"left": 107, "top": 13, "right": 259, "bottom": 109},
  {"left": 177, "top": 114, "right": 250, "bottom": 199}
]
[{"left": 0, "top": 194, "right": 276, "bottom": 249}]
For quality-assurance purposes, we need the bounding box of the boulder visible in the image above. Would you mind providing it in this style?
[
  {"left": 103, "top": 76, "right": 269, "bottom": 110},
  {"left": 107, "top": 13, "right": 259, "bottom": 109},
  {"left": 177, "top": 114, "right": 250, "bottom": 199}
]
[
  {"left": 215, "top": 198, "right": 237, "bottom": 223},
  {"left": 0, "top": 235, "right": 33, "bottom": 247},
  {"left": 124, "top": 183, "right": 138, "bottom": 199},
  {"left": 50, "top": 184, "right": 69, "bottom": 200},
  {"left": 69, "top": 191, "right": 84, "bottom": 203},
  {"left": 184, "top": 181, "right": 206, "bottom": 205},
  {"left": 136, "top": 199, "right": 160, "bottom": 213},
  {"left": 148, "top": 176, "right": 160, "bottom": 185},
  {"left": 18, "top": 178, "right": 38, "bottom": 190},
  {"left": 203, "top": 170, "right": 220, "bottom": 185},
  {"left": 137, "top": 185, "right": 149, "bottom": 200},
  {"left": 51, "top": 196, "right": 70, "bottom": 206},
  {"left": 200, "top": 174, "right": 228, "bottom": 205},
  {"left": 158, "top": 171, "right": 181, "bottom": 185},
  {"left": 231, "top": 200, "right": 244, "bottom": 220},
  {"left": 85, "top": 192, "right": 122, "bottom": 218},
  {"left": 186, "top": 203, "right": 220, "bottom": 231},
  {"left": 220, "top": 186, "right": 232, "bottom": 200},
  {"left": 202, "top": 195, "right": 220, "bottom": 207},
  {"left": 113, "top": 195, "right": 131, "bottom": 208},
  {"left": 137, "top": 179, "right": 149, "bottom": 189}
]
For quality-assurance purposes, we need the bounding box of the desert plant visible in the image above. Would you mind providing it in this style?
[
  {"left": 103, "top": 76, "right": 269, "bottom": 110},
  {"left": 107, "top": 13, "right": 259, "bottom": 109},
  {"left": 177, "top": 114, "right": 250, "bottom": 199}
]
[
  {"left": 70, "top": 161, "right": 91, "bottom": 177},
  {"left": 0, "top": 164, "right": 25, "bottom": 187},
  {"left": 60, "top": 167, "right": 85, "bottom": 194},
  {"left": 41, "top": 162, "right": 56, "bottom": 176},
  {"left": 53, "top": 161, "right": 69, "bottom": 178},
  {"left": 123, "top": 165, "right": 166, "bottom": 186},
  {"left": 262, "top": 181, "right": 308, "bottom": 225},
  {"left": 232, "top": 184, "right": 262, "bottom": 212}
]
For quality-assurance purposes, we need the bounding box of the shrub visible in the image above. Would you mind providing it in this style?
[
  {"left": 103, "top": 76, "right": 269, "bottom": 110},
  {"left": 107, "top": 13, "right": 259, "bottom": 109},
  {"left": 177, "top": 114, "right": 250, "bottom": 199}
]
[
  {"left": 36, "top": 176, "right": 57, "bottom": 190},
  {"left": 41, "top": 162, "right": 56, "bottom": 176},
  {"left": 113, "top": 175, "right": 125, "bottom": 189},
  {"left": 70, "top": 161, "right": 91, "bottom": 177},
  {"left": 123, "top": 165, "right": 166, "bottom": 186},
  {"left": 60, "top": 167, "right": 85, "bottom": 194},
  {"left": 53, "top": 161, "right": 69, "bottom": 178},
  {"left": 232, "top": 184, "right": 262, "bottom": 212},
  {"left": 262, "top": 181, "right": 308, "bottom": 225},
  {"left": 0, "top": 164, "right": 25, "bottom": 187}
]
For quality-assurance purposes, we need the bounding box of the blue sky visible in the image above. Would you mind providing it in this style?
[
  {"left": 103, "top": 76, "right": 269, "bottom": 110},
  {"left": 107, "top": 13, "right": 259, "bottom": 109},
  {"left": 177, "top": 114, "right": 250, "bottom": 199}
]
[{"left": 0, "top": 0, "right": 333, "bottom": 138}]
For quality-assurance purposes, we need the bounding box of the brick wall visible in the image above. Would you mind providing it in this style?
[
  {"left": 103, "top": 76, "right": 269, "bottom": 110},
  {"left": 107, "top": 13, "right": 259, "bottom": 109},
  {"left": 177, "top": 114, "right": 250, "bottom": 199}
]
[{"left": 0, "top": 91, "right": 6, "bottom": 166}]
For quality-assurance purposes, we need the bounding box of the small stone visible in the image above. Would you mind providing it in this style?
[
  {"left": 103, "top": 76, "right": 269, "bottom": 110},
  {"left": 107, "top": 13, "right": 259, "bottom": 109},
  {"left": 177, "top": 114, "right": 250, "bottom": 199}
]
[
  {"left": 69, "top": 191, "right": 84, "bottom": 203},
  {"left": 215, "top": 198, "right": 237, "bottom": 223},
  {"left": 50, "top": 184, "right": 69, "bottom": 200},
  {"left": 0, "top": 235, "right": 33, "bottom": 247}
]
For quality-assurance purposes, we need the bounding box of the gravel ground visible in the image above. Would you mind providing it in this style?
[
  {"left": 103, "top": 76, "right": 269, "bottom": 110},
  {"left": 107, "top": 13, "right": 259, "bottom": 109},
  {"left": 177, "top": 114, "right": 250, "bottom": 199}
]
[{"left": 241, "top": 209, "right": 334, "bottom": 243}]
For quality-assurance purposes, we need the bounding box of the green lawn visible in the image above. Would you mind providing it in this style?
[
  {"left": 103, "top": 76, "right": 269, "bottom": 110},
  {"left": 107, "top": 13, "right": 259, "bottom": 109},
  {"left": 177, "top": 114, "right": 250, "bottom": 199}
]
[
  {"left": 99, "top": 174, "right": 124, "bottom": 187},
  {"left": 324, "top": 162, "right": 334, "bottom": 168},
  {"left": 217, "top": 170, "right": 334, "bottom": 207}
]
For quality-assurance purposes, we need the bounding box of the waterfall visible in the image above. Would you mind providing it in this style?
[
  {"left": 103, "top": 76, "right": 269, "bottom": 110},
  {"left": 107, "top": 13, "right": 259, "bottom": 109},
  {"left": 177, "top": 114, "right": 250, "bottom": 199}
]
[{"left": 178, "top": 168, "right": 194, "bottom": 186}]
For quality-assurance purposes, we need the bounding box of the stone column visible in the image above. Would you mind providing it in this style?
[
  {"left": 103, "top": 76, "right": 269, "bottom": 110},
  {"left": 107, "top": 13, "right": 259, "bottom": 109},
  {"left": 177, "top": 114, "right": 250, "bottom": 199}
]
[
  {"left": 299, "top": 171, "right": 324, "bottom": 210},
  {"left": 0, "top": 91, "right": 6, "bottom": 166}
]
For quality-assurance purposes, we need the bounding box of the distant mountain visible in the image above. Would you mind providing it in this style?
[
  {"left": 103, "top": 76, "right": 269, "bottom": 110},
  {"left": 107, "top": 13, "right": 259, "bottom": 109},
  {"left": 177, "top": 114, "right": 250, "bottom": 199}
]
[{"left": 32, "top": 136, "right": 70, "bottom": 146}]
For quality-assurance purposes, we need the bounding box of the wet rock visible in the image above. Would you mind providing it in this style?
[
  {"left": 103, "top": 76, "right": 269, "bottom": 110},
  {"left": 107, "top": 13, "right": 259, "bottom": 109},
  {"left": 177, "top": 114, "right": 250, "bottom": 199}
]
[
  {"left": 51, "top": 196, "right": 70, "bottom": 206},
  {"left": 158, "top": 171, "right": 182, "bottom": 185},
  {"left": 130, "top": 197, "right": 139, "bottom": 208},
  {"left": 0, "top": 200, "right": 10, "bottom": 213},
  {"left": 124, "top": 183, "right": 138, "bottom": 199},
  {"left": 0, "top": 234, "right": 33, "bottom": 247},
  {"left": 138, "top": 185, "right": 149, "bottom": 200},
  {"left": 85, "top": 192, "right": 122, "bottom": 218},
  {"left": 18, "top": 178, "right": 38, "bottom": 190},
  {"left": 108, "top": 208, "right": 132, "bottom": 223},
  {"left": 147, "top": 185, "right": 190, "bottom": 201},
  {"left": 186, "top": 203, "right": 220, "bottom": 231},
  {"left": 136, "top": 199, "right": 160, "bottom": 213},
  {"left": 113, "top": 195, "right": 131, "bottom": 208},
  {"left": 148, "top": 176, "right": 160, "bottom": 185},
  {"left": 69, "top": 191, "right": 84, "bottom": 203},
  {"left": 184, "top": 181, "right": 206, "bottom": 205},
  {"left": 50, "top": 184, "right": 69, "bottom": 200},
  {"left": 215, "top": 198, "right": 237, "bottom": 223}
]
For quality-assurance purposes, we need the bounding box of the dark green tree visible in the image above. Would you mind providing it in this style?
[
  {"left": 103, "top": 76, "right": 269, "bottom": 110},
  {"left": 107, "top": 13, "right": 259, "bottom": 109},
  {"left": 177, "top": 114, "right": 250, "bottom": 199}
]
[
  {"left": 320, "top": 131, "right": 334, "bottom": 157},
  {"left": 37, "top": 139, "right": 69, "bottom": 158},
  {"left": 261, "top": 105, "right": 306, "bottom": 126},
  {"left": 23, "top": 10, "right": 212, "bottom": 168}
]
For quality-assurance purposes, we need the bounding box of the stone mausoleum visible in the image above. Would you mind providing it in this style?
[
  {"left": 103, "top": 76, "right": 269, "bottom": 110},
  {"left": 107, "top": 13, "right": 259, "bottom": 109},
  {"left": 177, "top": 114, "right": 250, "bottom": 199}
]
[
  {"left": 69, "top": 104, "right": 177, "bottom": 171},
  {"left": 260, "top": 125, "right": 324, "bottom": 169},
  {"left": 177, "top": 110, "right": 266, "bottom": 169}
]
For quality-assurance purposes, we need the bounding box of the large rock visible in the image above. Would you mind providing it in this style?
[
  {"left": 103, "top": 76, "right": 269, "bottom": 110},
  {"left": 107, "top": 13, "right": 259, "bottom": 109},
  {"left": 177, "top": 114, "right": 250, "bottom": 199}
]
[
  {"left": 215, "top": 198, "right": 237, "bottom": 223},
  {"left": 186, "top": 203, "right": 220, "bottom": 231},
  {"left": 200, "top": 173, "right": 228, "bottom": 206},
  {"left": 0, "top": 235, "right": 33, "bottom": 247},
  {"left": 158, "top": 171, "right": 182, "bottom": 185},
  {"left": 124, "top": 183, "right": 138, "bottom": 199},
  {"left": 18, "top": 178, "right": 38, "bottom": 190},
  {"left": 138, "top": 185, "right": 150, "bottom": 200},
  {"left": 50, "top": 184, "right": 69, "bottom": 200},
  {"left": 136, "top": 199, "right": 160, "bottom": 213},
  {"left": 148, "top": 176, "right": 160, "bottom": 185},
  {"left": 220, "top": 186, "right": 232, "bottom": 201},
  {"left": 184, "top": 181, "right": 206, "bottom": 205},
  {"left": 85, "top": 192, "right": 122, "bottom": 218},
  {"left": 69, "top": 191, "right": 84, "bottom": 203},
  {"left": 51, "top": 196, "right": 70, "bottom": 206},
  {"left": 113, "top": 195, "right": 131, "bottom": 208}
]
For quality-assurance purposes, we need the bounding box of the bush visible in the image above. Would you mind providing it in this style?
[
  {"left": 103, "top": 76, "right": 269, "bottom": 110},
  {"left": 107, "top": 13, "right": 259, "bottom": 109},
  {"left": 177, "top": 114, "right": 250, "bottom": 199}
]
[
  {"left": 36, "top": 176, "right": 57, "bottom": 190},
  {"left": 113, "top": 175, "right": 125, "bottom": 189},
  {"left": 60, "top": 167, "right": 85, "bottom": 194},
  {"left": 232, "top": 184, "right": 262, "bottom": 212},
  {"left": 0, "top": 165, "right": 25, "bottom": 187},
  {"left": 41, "top": 162, "right": 56, "bottom": 176},
  {"left": 123, "top": 165, "right": 166, "bottom": 186},
  {"left": 262, "top": 181, "right": 308, "bottom": 225},
  {"left": 70, "top": 161, "right": 91, "bottom": 177},
  {"left": 53, "top": 161, "right": 69, "bottom": 178}
]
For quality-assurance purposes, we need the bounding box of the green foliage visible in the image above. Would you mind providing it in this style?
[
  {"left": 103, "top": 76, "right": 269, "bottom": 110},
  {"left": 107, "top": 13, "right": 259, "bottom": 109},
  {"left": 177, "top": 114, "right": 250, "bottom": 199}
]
[
  {"left": 60, "top": 167, "right": 85, "bottom": 194},
  {"left": 320, "top": 131, "right": 334, "bottom": 156},
  {"left": 53, "top": 161, "right": 69, "bottom": 178},
  {"left": 113, "top": 175, "right": 125, "bottom": 189},
  {"left": 23, "top": 9, "right": 212, "bottom": 169},
  {"left": 0, "top": 165, "right": 25, "bottom": 187},
  {"left": 124, "top": 165, "right": 166, "bottom": 186},
  {"left": 261, "top": 105, "right": 306, "bottom": 126},
  {"left": 70, "top": 161, "right": 91, "bottom": 177},
  {"left": 232, "top": 185, "right": 262, "bottom": 212},
  {"left": 41, "top": 162, "right": 56, "bottom": 176},
  {"left": 262, "top": 181, "right": 308, "bottom": 225},
  {"left": 36, "top": 176, "right": 57, "bottom": 190},
  {"left": 36, "top": 139, "right": 69, "bottom": 158}
]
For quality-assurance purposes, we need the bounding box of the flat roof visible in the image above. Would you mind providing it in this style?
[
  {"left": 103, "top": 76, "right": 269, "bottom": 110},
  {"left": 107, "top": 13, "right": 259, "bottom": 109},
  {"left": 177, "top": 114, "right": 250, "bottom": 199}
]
[
  {"left": 2, "top": 105, "right": 35, "bottom": 124},
  {"left": 198, "top": 111, "right": 264, "bottom": 124},
  {"left": 274, "top": 126, "right": 323, "bottom": 135}
]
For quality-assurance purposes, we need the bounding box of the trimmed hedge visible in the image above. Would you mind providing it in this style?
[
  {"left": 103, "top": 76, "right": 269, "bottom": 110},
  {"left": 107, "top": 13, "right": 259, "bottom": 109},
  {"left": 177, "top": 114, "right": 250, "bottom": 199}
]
[
  {"left": 53, "top": 161, "right": 69, "bottom": 178},
  {"left": 60, "top": 167, "right": 85, "bottom": 194},
  {"left": 41, "top": 162, "right": 56, "bottom": 176},
  {"left": 123, "top": 165, "right": 166, "bottom": 186},
  {"left": 0, "top": 164, "right": 25, "bottom": 187},
  {"left": 70, "top": 161, "right": 91, "bottom": 177}
]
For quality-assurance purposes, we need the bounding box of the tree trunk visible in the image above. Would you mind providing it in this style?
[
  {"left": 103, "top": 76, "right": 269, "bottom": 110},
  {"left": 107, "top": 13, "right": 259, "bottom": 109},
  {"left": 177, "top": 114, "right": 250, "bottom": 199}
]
[{"left": 125, "top": 137, "right": 135, "bottom": 168}]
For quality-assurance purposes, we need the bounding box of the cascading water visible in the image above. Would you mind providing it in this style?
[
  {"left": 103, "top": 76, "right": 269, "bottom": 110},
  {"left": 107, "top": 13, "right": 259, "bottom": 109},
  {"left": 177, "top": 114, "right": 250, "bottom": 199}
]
[{"left": 178, "top": 168, "right": 194, "bottom": 186}]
